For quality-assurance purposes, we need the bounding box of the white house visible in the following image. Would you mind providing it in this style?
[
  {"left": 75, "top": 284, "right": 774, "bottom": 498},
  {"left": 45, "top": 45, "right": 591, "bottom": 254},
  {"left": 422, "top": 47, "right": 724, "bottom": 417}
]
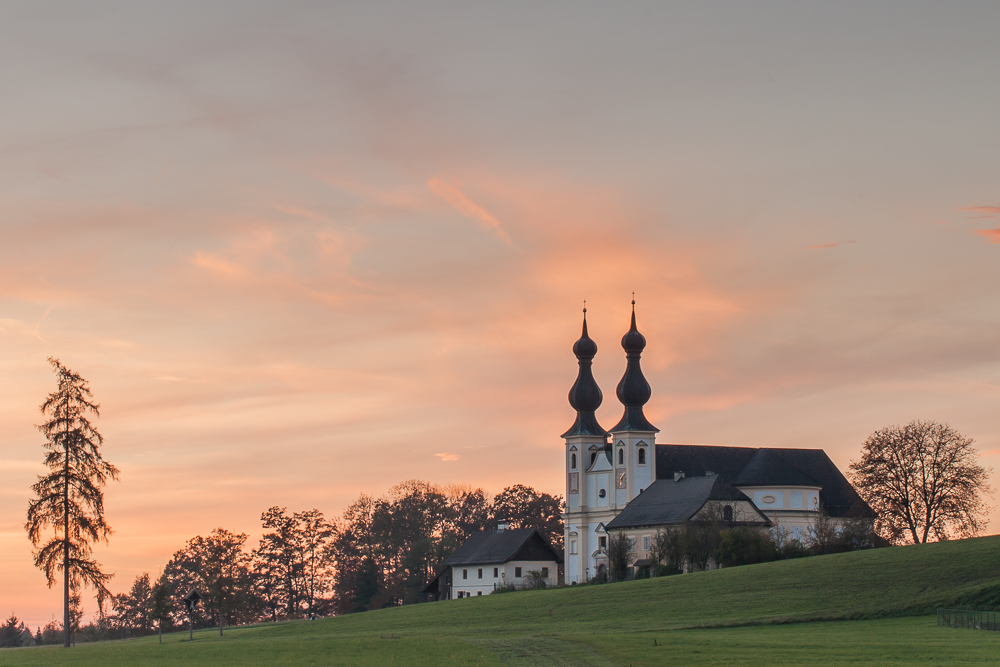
[{"left": 424, "top": 526, "right": 561, "bottom": 600}]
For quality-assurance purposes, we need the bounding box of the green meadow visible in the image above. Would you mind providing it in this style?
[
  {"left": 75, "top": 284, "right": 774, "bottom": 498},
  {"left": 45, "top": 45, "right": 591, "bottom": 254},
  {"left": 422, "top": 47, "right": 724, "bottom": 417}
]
[{"left": 4, "top": 536, "right": 1000, "bottom": 666}]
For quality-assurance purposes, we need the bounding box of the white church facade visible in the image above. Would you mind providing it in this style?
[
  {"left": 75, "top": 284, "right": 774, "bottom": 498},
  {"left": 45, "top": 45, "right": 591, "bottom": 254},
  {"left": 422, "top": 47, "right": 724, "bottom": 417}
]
[{"left": 562, "top": 303, "right": 874, "bottom": 583}]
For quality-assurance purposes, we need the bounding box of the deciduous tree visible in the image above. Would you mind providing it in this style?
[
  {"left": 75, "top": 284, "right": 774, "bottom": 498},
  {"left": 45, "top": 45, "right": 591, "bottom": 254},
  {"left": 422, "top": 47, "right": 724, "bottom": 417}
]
[
  {"left": 26, "top": 358, "right": 119, "bottom": 648},
  {"left": 849, "top": 420, "right": 991, "bottom": 544}
]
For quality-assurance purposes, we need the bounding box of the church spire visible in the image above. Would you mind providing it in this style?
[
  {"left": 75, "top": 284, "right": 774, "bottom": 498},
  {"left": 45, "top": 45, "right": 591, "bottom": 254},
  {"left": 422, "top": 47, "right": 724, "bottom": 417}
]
[
  {"left": 561, "top": 306, "right": 607, "bottom": 438},
  {"left": 610, "top": 298, "right": 659, "bottom": 433}
]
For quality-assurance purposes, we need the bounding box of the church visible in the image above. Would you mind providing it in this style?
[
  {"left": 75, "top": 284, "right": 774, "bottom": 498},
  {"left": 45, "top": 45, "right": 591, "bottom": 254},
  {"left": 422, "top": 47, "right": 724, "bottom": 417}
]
[{"left": 562, "top": 303, "right": 873, "bottom": 583}]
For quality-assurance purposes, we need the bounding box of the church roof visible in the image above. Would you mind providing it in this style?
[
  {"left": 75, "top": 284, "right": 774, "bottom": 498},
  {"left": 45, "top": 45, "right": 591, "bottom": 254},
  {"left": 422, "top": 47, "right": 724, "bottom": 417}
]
[
  {"left": 442, "top": 528, "right": 563, "bottom": 567},
  {"left": 655, "top": 444, "right": 874, "bottom": 518},
  {"left": 731, "top": 448, "right": 820, "bottom": 487},
  {"left": 605, "top": 475, "right": 765, "bottom": 530}
]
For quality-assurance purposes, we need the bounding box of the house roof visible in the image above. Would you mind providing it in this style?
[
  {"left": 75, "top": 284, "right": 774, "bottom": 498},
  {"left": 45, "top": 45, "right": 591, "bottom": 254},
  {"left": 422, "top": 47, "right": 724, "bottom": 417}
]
[
  {"left": 655, "top": 444, "right": 875, "bottom": 518},
  {"left": 605, "top": 475, "right": 768, "bottom": 530},
  {"left": 442, "top": 528, "right": 562, "bottom": 567}
]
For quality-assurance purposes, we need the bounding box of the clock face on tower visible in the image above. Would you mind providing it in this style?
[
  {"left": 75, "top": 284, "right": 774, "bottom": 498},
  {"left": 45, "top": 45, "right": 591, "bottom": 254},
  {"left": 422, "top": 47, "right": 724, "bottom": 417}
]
[{"left": 616, "top": 470, "right": 627, "bottom": 489}]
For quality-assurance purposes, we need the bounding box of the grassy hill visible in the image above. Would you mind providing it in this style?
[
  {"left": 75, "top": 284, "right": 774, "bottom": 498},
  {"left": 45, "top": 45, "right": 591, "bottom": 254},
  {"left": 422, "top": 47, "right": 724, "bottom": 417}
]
[{"left": 4, "top": 536, "right": 1000, "bottom": 666}]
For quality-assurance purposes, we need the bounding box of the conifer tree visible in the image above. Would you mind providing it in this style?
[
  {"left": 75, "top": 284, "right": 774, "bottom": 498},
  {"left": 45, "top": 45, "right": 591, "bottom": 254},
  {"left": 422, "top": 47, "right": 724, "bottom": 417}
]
[{"left": 26, "top": 358, "right": 119, "bottom": 648}]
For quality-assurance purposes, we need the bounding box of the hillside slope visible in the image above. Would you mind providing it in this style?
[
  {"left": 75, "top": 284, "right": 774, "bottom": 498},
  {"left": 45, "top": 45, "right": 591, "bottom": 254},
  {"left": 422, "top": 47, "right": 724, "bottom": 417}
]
[{"left": 4, "top": 535, "right": 1000, "bottom": 666}]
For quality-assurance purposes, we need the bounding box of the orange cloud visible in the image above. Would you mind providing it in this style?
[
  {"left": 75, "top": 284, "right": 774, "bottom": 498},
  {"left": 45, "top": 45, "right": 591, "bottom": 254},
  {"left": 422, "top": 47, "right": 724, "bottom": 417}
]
[
  {"left": 427, "top": 177, "right": 512, "bottom": 247},
  {"left": 435, "top": 452, "right": 460, "bottom": 462},
  {"left": 960, "top": 205, "right": 1000, "bottom": 218},
  {"left": 808, "top": 242, "right": 838, "bottom": 249},
  {"left": 975, "top": 228, "right": 1000, "bottom": 244}
]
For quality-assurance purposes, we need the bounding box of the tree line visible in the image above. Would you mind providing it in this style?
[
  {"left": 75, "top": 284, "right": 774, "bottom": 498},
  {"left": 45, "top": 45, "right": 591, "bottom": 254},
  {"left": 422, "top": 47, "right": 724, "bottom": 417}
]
[{"left": 22, "top": 480, "right": 561, "bottom": 643}]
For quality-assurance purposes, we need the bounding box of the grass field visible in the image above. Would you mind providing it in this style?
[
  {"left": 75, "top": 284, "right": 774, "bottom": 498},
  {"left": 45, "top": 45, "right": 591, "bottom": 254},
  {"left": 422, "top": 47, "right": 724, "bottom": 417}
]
[{"left": 4, "top": 536, "right": 1000, "bottom": 666}]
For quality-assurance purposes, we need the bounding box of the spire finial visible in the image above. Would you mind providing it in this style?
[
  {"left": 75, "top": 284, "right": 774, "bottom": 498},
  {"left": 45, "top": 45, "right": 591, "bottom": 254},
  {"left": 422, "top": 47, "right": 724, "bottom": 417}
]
[{"left": 583, "top": 299, "right": 587, "bottom": 316}]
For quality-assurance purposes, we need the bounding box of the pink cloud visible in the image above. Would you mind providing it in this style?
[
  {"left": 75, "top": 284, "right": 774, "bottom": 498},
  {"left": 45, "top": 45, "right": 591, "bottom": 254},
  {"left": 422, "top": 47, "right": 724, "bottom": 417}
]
[
  {"left": 427, "top": 177, "right": 512, "bottom": 247},
  {"left": 808, "top": 242, "right": 838, "bottom": 249},
  {"left": 975, "top": 228, "right": 1000, "bottom": 244},
  {"left": 960, "top": 205, "right": 1000, "bottom": 218}
]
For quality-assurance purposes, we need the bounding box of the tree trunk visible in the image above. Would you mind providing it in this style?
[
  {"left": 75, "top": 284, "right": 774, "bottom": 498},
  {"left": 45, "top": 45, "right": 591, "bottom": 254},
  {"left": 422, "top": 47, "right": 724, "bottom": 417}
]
[
  {"left": 158, "top": 624, "right": 162, "bottom": 644},
  {"left": 219, "top": 612, "right": 223, "bottom": 636},
  {"left": 63, "top": 442, "right": 70, "bottom": 649}
]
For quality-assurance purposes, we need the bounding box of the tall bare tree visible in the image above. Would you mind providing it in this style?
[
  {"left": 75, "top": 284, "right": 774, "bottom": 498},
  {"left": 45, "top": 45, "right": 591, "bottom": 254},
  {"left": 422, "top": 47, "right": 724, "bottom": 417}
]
[
  {"left": 26, "top": 358, "right": 119, "bottom": 648},
  {"left": 849, "top": 420, "right": 991, "bottom": 544}
]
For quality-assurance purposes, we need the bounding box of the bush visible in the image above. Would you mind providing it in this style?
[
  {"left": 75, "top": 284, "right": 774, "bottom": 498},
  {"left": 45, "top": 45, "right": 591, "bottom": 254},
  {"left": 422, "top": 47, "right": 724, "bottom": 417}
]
[{"left": 715, "top": 527, "right": 778, "bottom": 567}]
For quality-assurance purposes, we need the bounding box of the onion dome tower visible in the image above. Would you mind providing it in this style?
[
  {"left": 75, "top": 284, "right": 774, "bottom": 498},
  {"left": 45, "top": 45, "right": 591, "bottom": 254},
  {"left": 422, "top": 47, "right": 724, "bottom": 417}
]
[
  {"left": 561, "top": 307, "right": 607, "bottom": 438},
  {"left": 610, "top": 299, "right": 658, "bottom": 433}
]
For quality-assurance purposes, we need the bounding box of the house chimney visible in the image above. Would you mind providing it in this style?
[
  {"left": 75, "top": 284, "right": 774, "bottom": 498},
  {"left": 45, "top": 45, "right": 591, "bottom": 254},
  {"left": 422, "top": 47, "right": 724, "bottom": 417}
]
[
  {"left": 497, "top": 523, "right": 508, "bottom": 532},
  {"left": 674, "top": 471, "right": 685, "bottom": 482}
]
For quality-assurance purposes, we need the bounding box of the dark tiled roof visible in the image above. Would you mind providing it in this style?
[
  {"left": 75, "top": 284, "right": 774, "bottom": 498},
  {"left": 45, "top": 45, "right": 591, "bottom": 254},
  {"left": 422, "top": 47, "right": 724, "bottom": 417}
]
[
  {"left": 731, "top": 448, "right": 820, "bottom": 487},
  {"left": 605, "top": 475, "right": 766, "bottom": 530},
  {"left": 655, "top": 444, "right": 875, "bottom": 518},
  {"left": 442, "top": 528, "right": 562, "bottom": 566}
]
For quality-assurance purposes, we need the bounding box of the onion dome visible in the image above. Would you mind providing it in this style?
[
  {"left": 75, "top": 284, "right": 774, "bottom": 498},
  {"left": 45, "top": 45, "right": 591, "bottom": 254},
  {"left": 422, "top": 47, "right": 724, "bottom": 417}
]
[
  {"left": 610, "top": 300, "right": 659, "bottom": 433},
  {"left": 561, "top": 308, "right": 607, "bottom": 438}
]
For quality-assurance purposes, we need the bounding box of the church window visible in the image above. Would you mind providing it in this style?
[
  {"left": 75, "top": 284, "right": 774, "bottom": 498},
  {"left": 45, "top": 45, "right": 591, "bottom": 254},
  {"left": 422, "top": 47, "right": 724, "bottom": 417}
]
[
  {"left": 571, "top": 453, "right": 577, "bottom": 469},
  {"left": 618, "top": 448, "right": 624, "bottom": 465},
  {"left": 598, "top": 489, "right": 606, "bottom": 498},
  {"left": 462, "top": 569, "right": 468, "bottom": 579},
  {"left": 478, "top": 568, "right": 483, "bottom": 579},
  {"left": 723, "top": 505, "right": 733, "bottom": 522},
  {"left": 515, "top": 567, "right": 522, "bottom": 578},
  {"left": 637, "top": 448, "right": 646, "bottom": 465},
  {"left": 541, "top": 567, "right": 549, "bottom": 578},
  {"left": 570, "top": 540, "right": 577, "bottom": 554},
  {"left": 493, "top": 567, "right": 499, "bottom": 577},
  {"left": 591, "top": 452, "right": 597, "bottom": 465},
  {"left": 599, "top": 536, "right": 607, "bottom": 549}
]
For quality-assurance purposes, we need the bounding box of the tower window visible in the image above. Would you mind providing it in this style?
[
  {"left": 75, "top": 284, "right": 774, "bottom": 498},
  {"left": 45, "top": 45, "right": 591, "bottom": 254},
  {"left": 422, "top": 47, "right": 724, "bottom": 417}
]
[
  {"left": 591, "top": 452, "right": 597, "bottom": 465},
  {"left": 618, "top": 448, "right": 624, "bottom": 465},
  {"left": 571, "top": 453, "right": 577, "bottom": 469},
  {"left": 637, "top": 448, "right": 646, "bottom": 465}
]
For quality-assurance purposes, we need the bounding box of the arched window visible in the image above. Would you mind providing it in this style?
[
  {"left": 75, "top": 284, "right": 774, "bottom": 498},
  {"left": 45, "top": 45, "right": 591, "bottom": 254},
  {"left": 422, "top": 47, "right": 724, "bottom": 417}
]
[
  {"left": 618, "top": 448, "right": 624, "bottom": 465},
  {"left": 590, "top": 452, "right": 597, "bottom": 466},
  {"left": 723, "top": 505, "right": 733, "bottom": 522},
  {"left": 571, "top": 453, "right": 577, "bottom": 469},
  {"left": 637, "top": 448, "right": 646, "bottom": 465}
]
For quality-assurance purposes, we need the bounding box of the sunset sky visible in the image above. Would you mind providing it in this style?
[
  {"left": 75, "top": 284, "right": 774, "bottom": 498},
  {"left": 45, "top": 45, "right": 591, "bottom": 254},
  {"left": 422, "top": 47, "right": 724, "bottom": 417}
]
[{"left": 2, "top": 2, "right": 999, "bottom": 627}]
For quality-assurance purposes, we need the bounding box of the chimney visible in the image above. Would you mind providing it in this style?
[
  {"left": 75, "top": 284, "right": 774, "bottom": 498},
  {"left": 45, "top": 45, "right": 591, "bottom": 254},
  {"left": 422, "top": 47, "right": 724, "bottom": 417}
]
[
  {"left": 674, "top": 471, "right": 685, "bottom": 482},
  {"left": 497, "top": 523, "right": 508, "bottom": 532}
]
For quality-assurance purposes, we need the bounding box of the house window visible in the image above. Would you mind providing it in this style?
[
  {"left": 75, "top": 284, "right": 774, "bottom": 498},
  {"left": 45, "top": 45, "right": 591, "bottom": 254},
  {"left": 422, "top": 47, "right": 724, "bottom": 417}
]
[
  {"left": 638, "top": 448, "right": 646, "bottom": 465},
  {"left": 515, "top": 567, "right": 522, "bottom": 578},
  {"left": 541, "top": 567, "right": 549, "bottom": 579},
  {"left": 628, "top": 537, "right": 635, "bottom": 552},
  {"left": 723, "top": 505, "right": 733, "bottom": 522},
  {"left": 477, "top": 591, "right": 482, "bottom": 596},
  {"left": 493, "top": 567, "right": 498, "bottom": 577},
  {"left": 571, "top": 453, "right": 577, "bottom": 469},
  {"left": 599, "top": 536, "right": 607, "bottom": 549},
  {"left": 457, "top": 591, "right": 464, "bottom": 598},
  {"left": 643, "top": 535, "right": 650, "bottom": 551},
  {"left": 570, "top": 539, "right": 577, "bottom": 554},
  {"left": 462, "top": 569, "right": 468, "bottom": 580},
  {"left": 618, "top": 448, "right": 624, "bottom": 465},
  {"left": 478, "top": 568, "right": 483, "bottom": 579}
]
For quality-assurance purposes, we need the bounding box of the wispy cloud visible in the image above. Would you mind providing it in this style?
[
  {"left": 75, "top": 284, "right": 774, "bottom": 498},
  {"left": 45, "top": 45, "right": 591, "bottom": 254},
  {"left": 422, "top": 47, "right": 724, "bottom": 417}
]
[
  {"left": 960, "top": 205, "right": 1000, "bottom": 218},
  {"left": 427, "top": 177, "right": 512, "bottom": 247},
  {"left": 975, "top": 228, "right": 1000, "bottom": 244},
  {"left": 434, "top": 452, "right": 460, "bottom": 462},
  {"left": 807, "top": 240, "right": 856, "bottom": 250}
]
